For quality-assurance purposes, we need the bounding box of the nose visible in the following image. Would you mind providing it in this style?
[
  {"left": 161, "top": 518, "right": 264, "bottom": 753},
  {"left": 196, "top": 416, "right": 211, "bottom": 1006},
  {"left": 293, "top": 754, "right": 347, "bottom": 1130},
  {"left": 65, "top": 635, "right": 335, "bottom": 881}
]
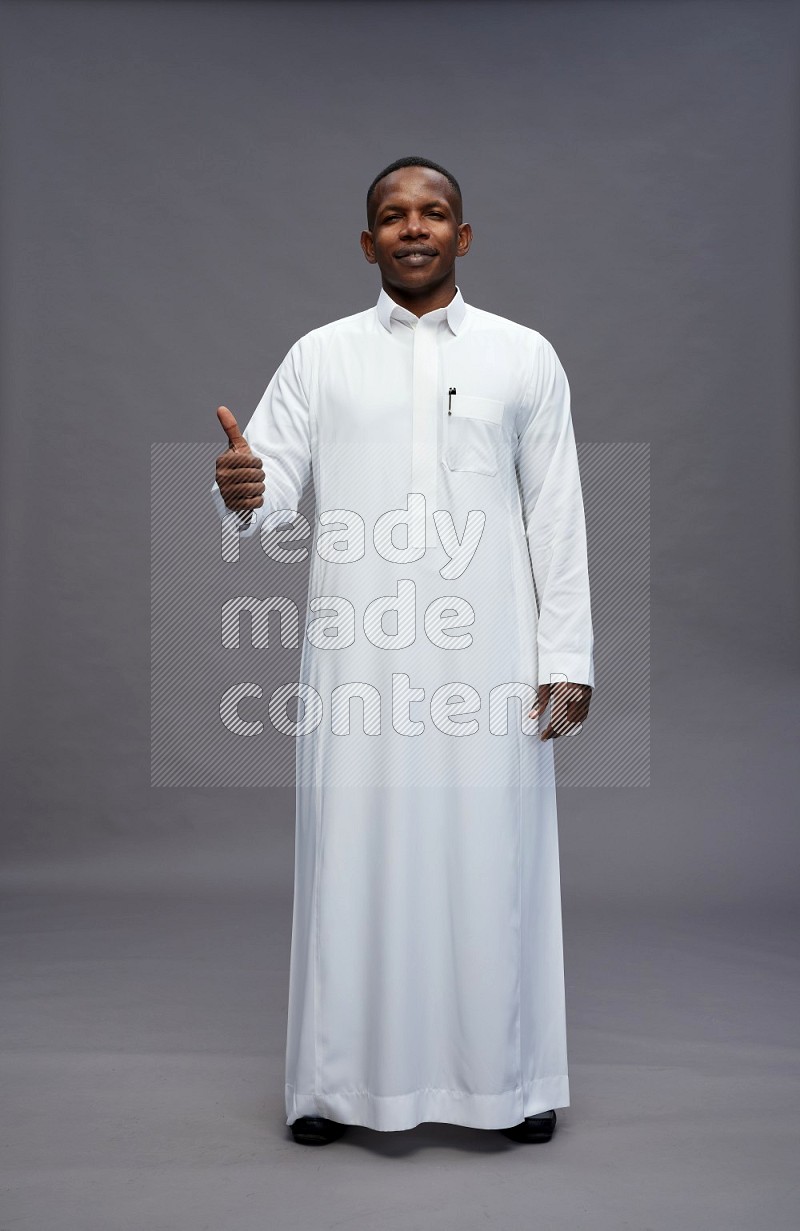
[{"left": 400, "top": 213, "right": 429, "bottom": 237}]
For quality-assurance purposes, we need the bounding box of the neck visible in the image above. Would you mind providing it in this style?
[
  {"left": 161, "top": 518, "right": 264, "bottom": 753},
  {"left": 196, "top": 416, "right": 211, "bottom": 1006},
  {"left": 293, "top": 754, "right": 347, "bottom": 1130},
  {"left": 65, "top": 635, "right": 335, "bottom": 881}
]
[{"left": 382, "top": 275, "right": 457, "bottom": 318}]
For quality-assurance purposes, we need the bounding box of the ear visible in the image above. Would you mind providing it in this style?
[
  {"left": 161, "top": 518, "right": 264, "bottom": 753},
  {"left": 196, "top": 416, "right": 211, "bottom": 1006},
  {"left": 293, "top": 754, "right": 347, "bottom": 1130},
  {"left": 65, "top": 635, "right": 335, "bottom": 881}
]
[
  {"left": 360, "top": 230, "right": 378, "bottom": 264},
  {"left": 456, "top": 222, "right": 473, "bottom": 258}
]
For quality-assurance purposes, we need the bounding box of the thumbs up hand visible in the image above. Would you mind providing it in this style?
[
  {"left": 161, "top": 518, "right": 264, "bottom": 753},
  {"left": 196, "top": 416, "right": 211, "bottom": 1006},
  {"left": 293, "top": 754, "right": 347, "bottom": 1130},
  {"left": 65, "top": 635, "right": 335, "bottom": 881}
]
[{"left": 215, "top": 405, "right": 265, "bottom": 515}]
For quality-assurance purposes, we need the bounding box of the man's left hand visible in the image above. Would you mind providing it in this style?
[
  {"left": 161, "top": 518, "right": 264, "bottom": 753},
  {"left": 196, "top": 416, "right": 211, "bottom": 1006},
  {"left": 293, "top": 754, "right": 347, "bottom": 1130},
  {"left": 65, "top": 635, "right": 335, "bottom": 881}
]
[{"left": 528, "top": 681, "right": 593, "bottom": 740}]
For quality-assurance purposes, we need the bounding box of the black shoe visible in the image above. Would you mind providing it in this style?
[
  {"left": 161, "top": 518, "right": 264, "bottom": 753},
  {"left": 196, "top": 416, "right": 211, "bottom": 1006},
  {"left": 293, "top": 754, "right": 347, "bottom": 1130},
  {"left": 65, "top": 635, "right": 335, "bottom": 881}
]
[
  {"left": 500, "top": 1108, "right": 557, "bottom": 1143},
  {"left": 290, "top": 1115, "right": 347, "bottom": 1146}
]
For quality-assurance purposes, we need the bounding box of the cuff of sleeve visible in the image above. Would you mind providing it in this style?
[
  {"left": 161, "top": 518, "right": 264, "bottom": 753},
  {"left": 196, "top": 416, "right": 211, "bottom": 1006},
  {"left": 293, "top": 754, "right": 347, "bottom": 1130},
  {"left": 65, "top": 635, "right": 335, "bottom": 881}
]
[
  {"left": 211, "top": 481, "right": 264, "bottom": 539},
  {"left": 537, "top": 652, "right": 595, "bottom": 689}
]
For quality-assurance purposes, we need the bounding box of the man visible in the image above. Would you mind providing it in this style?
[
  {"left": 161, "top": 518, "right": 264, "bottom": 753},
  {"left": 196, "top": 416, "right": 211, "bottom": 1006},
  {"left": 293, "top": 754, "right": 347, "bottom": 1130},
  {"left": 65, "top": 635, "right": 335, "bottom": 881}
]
[{"left": 211, "top": 157, "right": 594, "bottom": 1146}]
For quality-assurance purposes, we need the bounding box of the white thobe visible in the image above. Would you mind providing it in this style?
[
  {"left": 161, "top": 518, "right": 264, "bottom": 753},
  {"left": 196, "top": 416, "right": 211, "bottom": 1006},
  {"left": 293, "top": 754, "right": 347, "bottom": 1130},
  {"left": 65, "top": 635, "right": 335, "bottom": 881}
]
[{"left": 211, "top": 285, "right": 594, "bottom": 1131}]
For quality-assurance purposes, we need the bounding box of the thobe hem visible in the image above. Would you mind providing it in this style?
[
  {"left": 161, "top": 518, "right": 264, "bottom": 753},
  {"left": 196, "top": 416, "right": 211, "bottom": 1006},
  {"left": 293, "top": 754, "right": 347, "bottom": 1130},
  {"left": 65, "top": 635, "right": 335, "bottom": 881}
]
[{"left": 285, "top": 1076, "right": 569, "bottom": 1132}]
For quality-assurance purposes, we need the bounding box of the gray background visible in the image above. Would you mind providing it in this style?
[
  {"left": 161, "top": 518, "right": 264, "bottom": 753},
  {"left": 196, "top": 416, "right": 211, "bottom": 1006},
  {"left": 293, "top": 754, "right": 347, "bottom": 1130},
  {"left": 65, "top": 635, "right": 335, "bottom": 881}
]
[{"left": 1, "top": 1, "right": 798, "bottom": 1228}]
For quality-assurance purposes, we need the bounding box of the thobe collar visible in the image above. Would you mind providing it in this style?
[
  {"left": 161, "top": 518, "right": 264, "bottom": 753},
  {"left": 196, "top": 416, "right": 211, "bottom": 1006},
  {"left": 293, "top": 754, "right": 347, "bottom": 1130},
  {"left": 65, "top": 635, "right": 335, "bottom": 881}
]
[{"left": 376, "top": 284, "right": 467, "bottom": 335}]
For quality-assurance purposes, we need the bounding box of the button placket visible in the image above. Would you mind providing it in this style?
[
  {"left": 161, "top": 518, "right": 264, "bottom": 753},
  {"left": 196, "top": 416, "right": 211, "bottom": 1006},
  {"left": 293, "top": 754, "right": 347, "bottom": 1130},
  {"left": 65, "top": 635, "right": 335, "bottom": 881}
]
[{"left": 410, "top": 318, "right": 440, "bottom": 541}]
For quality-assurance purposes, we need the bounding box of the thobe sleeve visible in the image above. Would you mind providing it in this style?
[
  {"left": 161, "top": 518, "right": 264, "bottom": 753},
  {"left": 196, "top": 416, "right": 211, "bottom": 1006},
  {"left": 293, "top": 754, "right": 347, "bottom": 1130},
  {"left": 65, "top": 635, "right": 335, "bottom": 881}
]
[
  {"left": 515, "top": 335, "right": 595, "bottom": 689},
  {"left": 210, "top": 338, "right": 312, "bottom": 540}
]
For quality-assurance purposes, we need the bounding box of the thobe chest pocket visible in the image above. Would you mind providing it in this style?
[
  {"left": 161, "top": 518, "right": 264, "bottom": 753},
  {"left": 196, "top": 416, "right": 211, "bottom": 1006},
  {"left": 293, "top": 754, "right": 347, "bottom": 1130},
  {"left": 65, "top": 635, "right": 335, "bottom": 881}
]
[{"left": 444, "top": 394, "right": 505, "bottom": 477}]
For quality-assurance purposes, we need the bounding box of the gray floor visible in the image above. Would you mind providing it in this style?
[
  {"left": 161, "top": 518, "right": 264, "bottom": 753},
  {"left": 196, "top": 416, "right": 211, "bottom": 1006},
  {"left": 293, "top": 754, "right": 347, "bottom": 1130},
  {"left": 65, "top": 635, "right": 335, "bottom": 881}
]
[{"left": 2, "top": 841, "right": 797, "bottom": 1231}]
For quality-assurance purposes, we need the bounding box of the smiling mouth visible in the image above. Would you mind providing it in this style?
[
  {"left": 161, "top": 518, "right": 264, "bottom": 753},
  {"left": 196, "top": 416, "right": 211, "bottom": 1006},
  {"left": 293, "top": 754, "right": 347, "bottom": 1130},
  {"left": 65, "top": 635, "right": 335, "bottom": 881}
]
[{"left": 396, "top": 250, "right": 437, "bottom": 264}]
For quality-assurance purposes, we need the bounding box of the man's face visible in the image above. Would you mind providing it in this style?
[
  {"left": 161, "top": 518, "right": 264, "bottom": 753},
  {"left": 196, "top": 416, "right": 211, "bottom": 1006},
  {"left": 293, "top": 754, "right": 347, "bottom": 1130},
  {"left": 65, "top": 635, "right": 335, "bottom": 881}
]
[{"left": 361, "top": 166, "right": 471, "bottom": 297}]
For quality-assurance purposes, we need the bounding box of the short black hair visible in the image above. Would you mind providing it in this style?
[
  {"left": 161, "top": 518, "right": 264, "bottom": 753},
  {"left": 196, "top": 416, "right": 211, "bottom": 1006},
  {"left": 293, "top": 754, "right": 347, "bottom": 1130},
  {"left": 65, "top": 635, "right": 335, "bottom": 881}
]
[{"left": 366, "top": 156, "right": 463, "bottom": 228}]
